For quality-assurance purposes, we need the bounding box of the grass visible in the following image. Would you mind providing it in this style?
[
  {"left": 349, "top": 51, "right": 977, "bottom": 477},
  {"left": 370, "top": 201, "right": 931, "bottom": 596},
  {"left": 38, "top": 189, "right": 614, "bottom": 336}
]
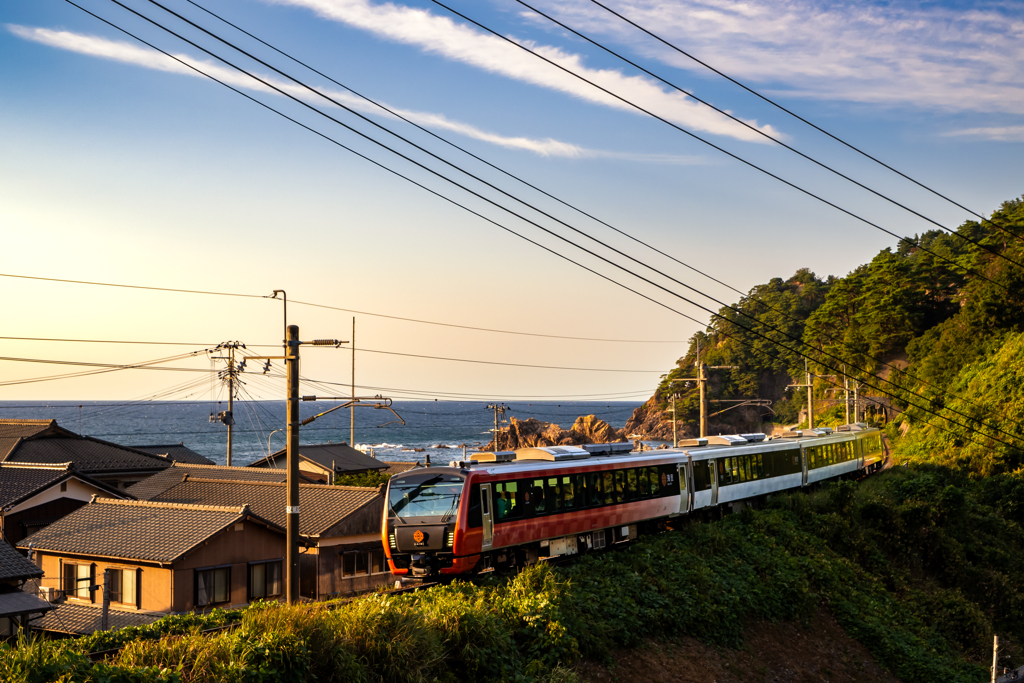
[{"left": 3, "top": 465, "right": 1018, "bottom": 682}]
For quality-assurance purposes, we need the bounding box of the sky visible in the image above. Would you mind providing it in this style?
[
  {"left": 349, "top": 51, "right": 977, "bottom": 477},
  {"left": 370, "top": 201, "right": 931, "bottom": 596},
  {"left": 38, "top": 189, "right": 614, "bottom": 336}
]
[{"left": 1, "top": 0, "right": 1021, "bottom": 404}]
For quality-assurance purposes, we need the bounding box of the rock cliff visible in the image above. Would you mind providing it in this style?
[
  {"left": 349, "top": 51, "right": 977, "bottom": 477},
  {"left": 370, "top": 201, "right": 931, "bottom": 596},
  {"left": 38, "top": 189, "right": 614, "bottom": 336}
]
[{"left": 482, "top": 415, "right": 625, "bottom": 451}]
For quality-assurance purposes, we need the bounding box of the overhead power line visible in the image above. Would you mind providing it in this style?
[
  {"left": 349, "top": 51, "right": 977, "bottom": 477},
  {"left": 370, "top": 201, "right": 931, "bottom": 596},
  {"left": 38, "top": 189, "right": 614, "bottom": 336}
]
[
  {"left": 71, "top": 2, "right": 1021, "bottom": 452},
  {"left": 426, "top": 0, "right": 1016, "bottom": 291},
  {"left": 582, "top": 0, "right": 1024, "bottom": 247},
  {"left": 513, "top": 0, "right": 1024, "bottom": 270},
  {"left": 178, "top": 0, "right": 1018, "bottom": 431}
]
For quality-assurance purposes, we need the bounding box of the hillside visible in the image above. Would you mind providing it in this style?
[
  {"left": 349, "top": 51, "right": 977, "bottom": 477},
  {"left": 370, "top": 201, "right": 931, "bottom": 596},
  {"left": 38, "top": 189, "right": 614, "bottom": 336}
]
[{"left": 625, "top": 196, "right": 1024, "bottom": 461}]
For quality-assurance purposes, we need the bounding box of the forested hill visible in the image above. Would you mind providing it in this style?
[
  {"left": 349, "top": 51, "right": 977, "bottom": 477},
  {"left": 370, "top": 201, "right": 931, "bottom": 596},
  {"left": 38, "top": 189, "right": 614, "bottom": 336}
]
[{"left": 627, "top": 195, "right": 1024, "bottom": 474}]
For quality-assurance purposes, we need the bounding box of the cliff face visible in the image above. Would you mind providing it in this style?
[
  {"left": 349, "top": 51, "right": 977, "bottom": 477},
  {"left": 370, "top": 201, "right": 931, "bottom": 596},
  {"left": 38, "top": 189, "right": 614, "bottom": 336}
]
[
  {"left": 483, "top": 415, "right": 625, "bottom": 451},
  {"left": 622, "top": 396, "right": 773, "bottom": 440}
]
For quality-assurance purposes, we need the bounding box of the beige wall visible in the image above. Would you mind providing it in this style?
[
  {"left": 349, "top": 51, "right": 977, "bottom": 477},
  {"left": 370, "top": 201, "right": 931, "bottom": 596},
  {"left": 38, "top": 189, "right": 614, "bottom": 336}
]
[
  {"left": 37, "top": 552, "right": 173, "bottom": 613},
  {"left": 34, "top": 519, "right": 287, "bottom": 615}
]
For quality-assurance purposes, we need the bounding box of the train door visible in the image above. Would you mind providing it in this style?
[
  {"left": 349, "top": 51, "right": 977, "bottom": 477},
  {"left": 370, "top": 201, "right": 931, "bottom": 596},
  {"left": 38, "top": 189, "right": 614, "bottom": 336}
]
[
  {"left": 677, "top": 460, "right": 691, "bottom": 513},
  {"left": 480, "top": 483, "right": 494, "bottom": 551},
  {"left": 709, "top": 459, "right": 719, "bottom": 505},
  {"left": 800, "top": 448, "right": 809, "bottom": 486}
]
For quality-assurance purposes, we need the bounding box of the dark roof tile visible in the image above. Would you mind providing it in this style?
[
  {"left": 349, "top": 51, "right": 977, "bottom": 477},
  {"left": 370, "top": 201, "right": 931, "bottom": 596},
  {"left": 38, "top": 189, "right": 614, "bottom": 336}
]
[
  {"left": 17, "top": 499, "right": 262, "bottom": 563},
  {"left": 6, "top": 437, "right": 171, "bottom": 474},
  {"left": 0, "top": 591, "right": 52, "bottom": 619},
  {"left": 151, "top": 478, "right": 380, "bottom": 537},
  {"left": 251, "top": 443, "right": 386, "bottom": 474},
  {"left": 33, "top": 602, "right": 161, "bottom": 635},
  {"left": 127, "top": 463, "right": 292, "bottom": 500},
  {"left": 131, "top": 444, "right": 215, "bottom": 466},
  {"left": 0, "top": 540, "right": 42, "bottom": 581}
]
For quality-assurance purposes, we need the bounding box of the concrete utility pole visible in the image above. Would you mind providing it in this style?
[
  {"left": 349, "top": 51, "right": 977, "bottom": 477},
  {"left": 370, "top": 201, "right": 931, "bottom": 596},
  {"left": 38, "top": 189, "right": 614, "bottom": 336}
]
[
  {"left": 101, "top": 569, "right": 110, "bottom": 631},
  {"left": 286, "top": 325, "right": 300, "bottom": 604},
  {"left": 787, "top": 359, "right": 816, "bottom": 430},
  {"left": 992, "top": 634, "right": 999, "bottom": 683},
  {"left": 853, "top": 382, "right": 860, "bottom": 423},
  {"left": 673, "top": 363, "right": 738, "bottom": 438},
  {"left": 210, "top": 342, "right": 244, "bottom": 465},
  {"left": 487, "top": 403, "right": 508, "bottom": 449},
  {"left": 844, "top": 373, "right": 850, "bottom": 425},
  {"left": 351, "top": 317, "right": 355, "bottom": 448},
  {"left": 672, "top": 393, "right": 678, "bottom": 447}
]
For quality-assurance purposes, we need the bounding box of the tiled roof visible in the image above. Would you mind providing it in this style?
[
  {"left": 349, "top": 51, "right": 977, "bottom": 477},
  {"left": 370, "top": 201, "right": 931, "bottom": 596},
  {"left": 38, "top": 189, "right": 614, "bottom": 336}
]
[
  {"left": 151, "top": 478, "right": 380, "bottom": 537},
  {"left": 33, "top": 602, "right": 161, "bottom": 635},
  {"left": 127, "top": 463, "right": 293, "bottom": 500},
  {"left": 0, "top": 539, "right": 42, "bottom": 581},
  {"left": 0, "top": 462, "right": 70, "bottom": 509},
  {"left": 381, "top": 461, "right": 422, "bottom": 476},
  {"left": 131, "top": 443, "right": 215, "bottom": 466},
  {"left": 5, "top": 437, "right": 171, "bottom": 474},
  {"left": 0, "top": 591, "right": 52, "bottom": 619},
  {"left": 17, "top": 499, "right": 265, "bottom": 563},
  {"left": 0, "top": 420, "right": 61, "bottom": 440},
  {"left": 252, "top": 442, "right": 387, "bottom": 474}
]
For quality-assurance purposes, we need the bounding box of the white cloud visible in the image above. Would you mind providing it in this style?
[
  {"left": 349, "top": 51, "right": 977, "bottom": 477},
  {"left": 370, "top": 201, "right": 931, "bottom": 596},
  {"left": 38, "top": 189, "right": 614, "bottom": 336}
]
[
  {"left": 9, "top": 24, "right": 705, "bottom": 162},
  {"left": 943, "top": 125, "right": 1024, "bottom": 141},
  {"left": 531, "top": 0, "right": 1024, "bottom": 114},
  {"left": 262, "top": 0, "right": 781, "bottom": 143}
]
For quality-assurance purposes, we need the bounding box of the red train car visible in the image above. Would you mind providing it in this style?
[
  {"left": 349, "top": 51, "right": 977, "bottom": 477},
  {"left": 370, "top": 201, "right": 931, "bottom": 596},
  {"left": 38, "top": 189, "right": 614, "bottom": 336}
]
[{"left": 383, "top": 444, "right": 683, "bottom": 578}]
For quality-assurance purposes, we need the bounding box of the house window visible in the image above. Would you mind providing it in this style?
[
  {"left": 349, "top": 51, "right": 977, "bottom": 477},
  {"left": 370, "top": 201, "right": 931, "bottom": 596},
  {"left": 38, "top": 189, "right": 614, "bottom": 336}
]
[
  {"left": 248, "top": 560, "right": 282, "bottom": 600},
  {"left": 195, "top": 566, "right": 231, "bottom": 607},
  {"left": 107, "top": 568, "right": 137, "bottom": 606},
  {"left": 341, "top": 550, "right": 389, "bottom": 577},
  {"left": 63, "top": 563, "right": 92, "bottom": 600}
]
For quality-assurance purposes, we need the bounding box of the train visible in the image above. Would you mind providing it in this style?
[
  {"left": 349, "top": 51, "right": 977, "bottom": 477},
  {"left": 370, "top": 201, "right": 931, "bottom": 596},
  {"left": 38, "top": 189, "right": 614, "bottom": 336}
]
[{"left": 382, "top": 423, "right": 887, "bottom": 579}]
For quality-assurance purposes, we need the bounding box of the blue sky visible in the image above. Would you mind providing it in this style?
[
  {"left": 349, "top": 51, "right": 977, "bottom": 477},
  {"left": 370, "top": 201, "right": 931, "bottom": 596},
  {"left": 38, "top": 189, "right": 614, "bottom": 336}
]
[{"left": 1, "top": 0, "right": 1021, "bottom": 403}]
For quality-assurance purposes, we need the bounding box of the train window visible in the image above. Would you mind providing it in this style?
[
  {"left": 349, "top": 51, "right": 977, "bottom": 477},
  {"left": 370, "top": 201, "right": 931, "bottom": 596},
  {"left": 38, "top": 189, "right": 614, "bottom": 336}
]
[
  {"left": 756, "top": 454, "right": 764, "bottom": 478},
  {"left": 585, "top": 473, "right": 599, "bottom": 507},
  {"left": 648, "top": 466, "right": 662, "bottom": 496},
  {"left": 731, "top": 458, "right": 740, "bottom": 483},
  {"left": 546, "top": 478, "right": 562, "bottom": 512},
  {"left": 637, "top": 468, "right": 650, "bottom": 497},
  {"left": 494, "top": 482, "right": 521, "bottom": 521},
  {"left": 613, "top": 471, "right": 625, "bottom": 504},
  {"left": 743, "top": 457, "right": 752, "bottom": 482},
  {"left": 625, "top": 469, "right": 637, "bottom": 501},
  {"left": 562, "top": 476, "right": 575, "bottom": 509},
  {"left": 529, "top": 479, "right": 546, "bottom": 515},
  {"left": 467, "top": 484, "right": 482, "bottom": 528},
  {"left": 601, "top": 471, "right": 614, "bottom": 505}
]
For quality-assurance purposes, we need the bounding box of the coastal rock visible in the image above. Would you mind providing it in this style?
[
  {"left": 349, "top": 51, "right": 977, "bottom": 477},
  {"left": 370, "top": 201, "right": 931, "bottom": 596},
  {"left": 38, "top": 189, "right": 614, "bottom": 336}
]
[{"left": 482, "top": 415, "right": 625, "bottom": 451}]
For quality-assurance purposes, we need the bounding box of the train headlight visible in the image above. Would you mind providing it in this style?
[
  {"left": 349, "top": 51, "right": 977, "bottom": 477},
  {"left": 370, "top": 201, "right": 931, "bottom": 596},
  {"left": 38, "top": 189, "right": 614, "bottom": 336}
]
[{"left": 389, "top": 532, "right": 397, "bottom": 550}]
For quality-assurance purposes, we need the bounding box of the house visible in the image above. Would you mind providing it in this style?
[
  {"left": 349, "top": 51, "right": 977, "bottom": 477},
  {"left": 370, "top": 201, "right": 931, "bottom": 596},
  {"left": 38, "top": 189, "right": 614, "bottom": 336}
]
[
  {"left": 126, "top": 462, "right": 299, "bottom": 501},
  {"left": 0, "top": 419, "right": 171, "bottom": 491},
  {"left": 0, "top": 462, "right": 126, "bottom": 546},
  {"left": 149, "top": 477, "right": 390, "bottom": 598},
  {"left": 381, "top": 461, "right": 422, "bottom": 476},
  {"left": 247, "top": 442, "right": 387, "bottom": 483},
  {"left": 19, "top": 498, "right": 286, "bottom": 623},
  {"left": 0, "top": 540, "right": 52, "bottom": 636},
  {"left": 130, "top": 443, "right": 215, "bottom": 466}
]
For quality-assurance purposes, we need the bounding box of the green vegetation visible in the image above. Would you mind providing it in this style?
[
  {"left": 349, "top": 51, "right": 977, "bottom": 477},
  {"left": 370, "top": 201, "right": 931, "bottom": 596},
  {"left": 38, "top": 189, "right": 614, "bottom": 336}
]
[
  {"left": 6, "top": 466, "right": 1021, "bottom": 682},
  {"left": 334, "top": 470, "right": 391, "bottom": 487}
]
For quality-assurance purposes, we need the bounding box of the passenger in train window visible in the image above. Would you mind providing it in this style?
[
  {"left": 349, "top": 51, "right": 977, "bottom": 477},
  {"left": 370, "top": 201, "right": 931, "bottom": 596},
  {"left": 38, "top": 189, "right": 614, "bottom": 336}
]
[
  {"left": 614, "top": 470, "right": 625, "bottom": 504},
  {"left": 637, "top": 468, "right": 650, "bottom": 497},
  {"left": 546, "top": 478, "right": 562, "bottom": 512},
  {"left": 562, "top": 476, "right": 575, "bottom": 509},
  {"left": 531, "top": 480, "right": 546, "bottom": 514},
  {"left": 649, "top": 466, "right": 662, "bottom": 495}
]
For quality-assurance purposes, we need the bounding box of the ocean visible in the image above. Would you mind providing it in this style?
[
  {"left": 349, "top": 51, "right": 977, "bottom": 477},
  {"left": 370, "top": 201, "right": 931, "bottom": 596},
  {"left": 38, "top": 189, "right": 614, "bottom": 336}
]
[{"left": 0, "top": 400, "right": 647, "bottom": 466}]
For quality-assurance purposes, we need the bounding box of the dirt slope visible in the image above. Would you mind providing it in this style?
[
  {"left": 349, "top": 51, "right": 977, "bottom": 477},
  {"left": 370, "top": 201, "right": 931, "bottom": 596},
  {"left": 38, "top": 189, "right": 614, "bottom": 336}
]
[{"left": 577, "top": 610, "right": 898, "bottom": 683}]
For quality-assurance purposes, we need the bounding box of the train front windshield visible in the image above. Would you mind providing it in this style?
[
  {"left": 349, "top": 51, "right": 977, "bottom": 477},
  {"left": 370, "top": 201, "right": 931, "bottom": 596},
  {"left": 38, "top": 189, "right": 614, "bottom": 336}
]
[{"left": 388, "top": 473, "right": 464, "bottom": 521}]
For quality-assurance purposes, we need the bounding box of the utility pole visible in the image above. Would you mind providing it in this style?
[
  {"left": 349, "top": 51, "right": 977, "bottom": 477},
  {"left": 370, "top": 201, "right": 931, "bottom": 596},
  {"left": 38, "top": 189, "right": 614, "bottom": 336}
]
[
  {"left": 487, "top": 403, "right": 508, "bottom": 450},
  {"left": 101, "top": 569, "right": 110, "bottom": 631},
  {"left": 787, "top": 359, "right": 816, "bottom": 430},
  {"left": 853, "top": 382, "right": 860, "bottom": 423},
  {"left": 351, "top": 317, "right": 356, "bottom": 448},
  {"left": 673, "top": 363, "right": 737, "bottom": 438},
  {"left": 844, "top": 369, "right": 850, "bottom": 425},
  {"left": 992, "top": 634, "right": 999, "bottom": 683},
  {"left": 672, "top": 393, "right": 678, "bottom": 447},
  {"left": 210, "top": 342, "right": 244, "bottom": 465},
  {"left": 285, "top": 325, "right": 300, "bottom": 604}
]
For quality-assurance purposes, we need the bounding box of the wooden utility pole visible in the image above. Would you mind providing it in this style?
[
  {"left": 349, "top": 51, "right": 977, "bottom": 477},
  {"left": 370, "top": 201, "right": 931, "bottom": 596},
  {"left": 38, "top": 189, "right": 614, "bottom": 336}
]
[{"left": 286, "top": 325, "right": 301, "bottom": 604}]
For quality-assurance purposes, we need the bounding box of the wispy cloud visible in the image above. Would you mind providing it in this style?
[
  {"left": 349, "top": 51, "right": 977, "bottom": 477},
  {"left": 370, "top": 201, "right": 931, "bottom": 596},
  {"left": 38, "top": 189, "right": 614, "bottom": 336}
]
[
  {"left": 533, "top": 0, "right": 1024, "bottom": 115},
  {"left": 262, "top": 0, "right": 781, "bottom": 143},
  {"left": 943, "top": 125, "right": 1024, "bottom": 142},
  {"left": 9, "top": 24, "right": 703, "bottom": 162}
]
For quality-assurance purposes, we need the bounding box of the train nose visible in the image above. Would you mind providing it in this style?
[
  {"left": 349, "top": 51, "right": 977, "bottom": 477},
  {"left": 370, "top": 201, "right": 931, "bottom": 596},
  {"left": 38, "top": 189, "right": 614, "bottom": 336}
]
[{"left": 409, "top": 553, "right": 440, "bottom": 577}]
